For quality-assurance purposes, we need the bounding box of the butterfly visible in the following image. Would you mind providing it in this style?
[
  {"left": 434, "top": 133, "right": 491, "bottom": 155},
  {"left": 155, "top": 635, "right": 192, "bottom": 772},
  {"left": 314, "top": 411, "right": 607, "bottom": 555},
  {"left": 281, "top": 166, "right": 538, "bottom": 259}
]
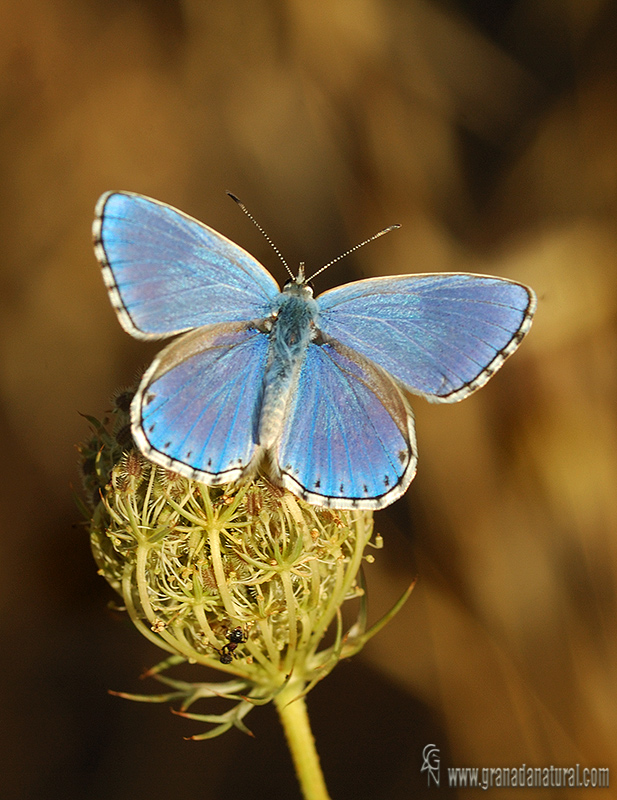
[{"left": 93, "top": 191, "right": 536, "bottom": 510}]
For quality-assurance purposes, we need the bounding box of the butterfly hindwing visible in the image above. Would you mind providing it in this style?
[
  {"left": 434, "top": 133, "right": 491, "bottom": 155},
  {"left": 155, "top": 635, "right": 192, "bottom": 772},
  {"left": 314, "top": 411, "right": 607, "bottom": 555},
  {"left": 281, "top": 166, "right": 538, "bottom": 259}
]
[
  {"left": 132, "top": 321, "right": 269, "bottom": 483},
  {"left": 275, "top": 338, "right": 417, "bottom": 509},
  {"left": 316, "top": 273, "right": 536, "bottom": 401},
  {"left": 93, "top": 192, "right": 280, "bottom": 339}
]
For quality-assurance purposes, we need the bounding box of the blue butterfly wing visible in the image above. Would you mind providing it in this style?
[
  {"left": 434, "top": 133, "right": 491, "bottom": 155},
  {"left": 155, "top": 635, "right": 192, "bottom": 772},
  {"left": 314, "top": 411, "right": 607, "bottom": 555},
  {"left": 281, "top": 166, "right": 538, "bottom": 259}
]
[
  {"left": 316, "top": 273, "right": 536, "bottom": 401},
  {"left": 275, "top": 339, "right": 417, "bottom": 509},
  {"left": 132, "top": 321, "right": 269, "bottom": 482},
  {"left": 93, "top": 191, "right": 280, "bottom": 339}
]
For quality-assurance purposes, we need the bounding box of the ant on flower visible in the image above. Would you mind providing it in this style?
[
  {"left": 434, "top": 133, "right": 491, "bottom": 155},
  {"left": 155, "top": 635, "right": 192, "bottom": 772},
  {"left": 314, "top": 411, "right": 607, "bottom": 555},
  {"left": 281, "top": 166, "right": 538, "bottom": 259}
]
[{"left": 217, "top": 626, "right": 248, "bottom": 664}]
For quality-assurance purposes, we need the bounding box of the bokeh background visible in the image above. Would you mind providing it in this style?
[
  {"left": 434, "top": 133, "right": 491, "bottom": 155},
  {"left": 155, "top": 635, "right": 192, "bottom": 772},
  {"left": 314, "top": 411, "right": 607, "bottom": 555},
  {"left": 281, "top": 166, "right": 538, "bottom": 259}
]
[{"left": 1, "top": 1, "right": 616, "bottom": 798}]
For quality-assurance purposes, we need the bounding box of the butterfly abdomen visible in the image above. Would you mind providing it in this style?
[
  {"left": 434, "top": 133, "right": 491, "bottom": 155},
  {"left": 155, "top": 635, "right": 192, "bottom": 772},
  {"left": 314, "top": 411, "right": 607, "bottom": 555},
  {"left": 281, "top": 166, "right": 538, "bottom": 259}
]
[{"left": 257, "top": 288, "right": 318, "bottom": 451}]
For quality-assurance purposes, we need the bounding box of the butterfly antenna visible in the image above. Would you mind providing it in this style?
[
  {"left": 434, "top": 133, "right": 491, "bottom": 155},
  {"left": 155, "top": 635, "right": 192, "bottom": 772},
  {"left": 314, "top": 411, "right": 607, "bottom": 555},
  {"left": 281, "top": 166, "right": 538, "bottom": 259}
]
[
  {"left": 227, "top": 192, "right": 294, "bottom": 280},
  {"left": 306, "top": 224, "right": 401, "bottom": 283}
]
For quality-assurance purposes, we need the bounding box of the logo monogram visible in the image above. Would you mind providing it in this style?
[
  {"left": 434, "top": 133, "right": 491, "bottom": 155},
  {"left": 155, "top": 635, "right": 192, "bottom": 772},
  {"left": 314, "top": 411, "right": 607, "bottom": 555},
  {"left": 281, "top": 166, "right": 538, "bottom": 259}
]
[{"left": 421, "top": 744, "right": 441, "bottom": 787}]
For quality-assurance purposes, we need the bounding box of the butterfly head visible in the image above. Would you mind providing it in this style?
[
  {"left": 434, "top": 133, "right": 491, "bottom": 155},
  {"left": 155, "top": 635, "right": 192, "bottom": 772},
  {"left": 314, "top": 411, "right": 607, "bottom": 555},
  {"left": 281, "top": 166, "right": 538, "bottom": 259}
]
[{"left": 283, "top": 262, "right": 315, "bottom": 297}]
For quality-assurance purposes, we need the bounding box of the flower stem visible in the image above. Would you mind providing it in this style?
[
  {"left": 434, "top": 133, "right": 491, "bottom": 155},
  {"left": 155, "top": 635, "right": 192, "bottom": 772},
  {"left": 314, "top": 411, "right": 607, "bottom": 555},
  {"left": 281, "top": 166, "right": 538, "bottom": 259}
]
[{"left": 275, "top": 683, "right": 332, "bottom": 800}]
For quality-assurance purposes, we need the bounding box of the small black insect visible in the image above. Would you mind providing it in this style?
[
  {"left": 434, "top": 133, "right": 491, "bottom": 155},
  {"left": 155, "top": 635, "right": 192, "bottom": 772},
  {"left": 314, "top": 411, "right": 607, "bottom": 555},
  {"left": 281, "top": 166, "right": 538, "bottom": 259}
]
[{"left": 217, "top": 626, "right": 248, "bottom": 664}]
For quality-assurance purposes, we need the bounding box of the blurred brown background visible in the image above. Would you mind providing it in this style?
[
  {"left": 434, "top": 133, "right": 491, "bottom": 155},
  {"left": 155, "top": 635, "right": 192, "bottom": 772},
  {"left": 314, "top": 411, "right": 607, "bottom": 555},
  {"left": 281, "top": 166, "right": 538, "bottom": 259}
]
[{"left": 1, "top": 1, "right": 616, "bottom": 798}]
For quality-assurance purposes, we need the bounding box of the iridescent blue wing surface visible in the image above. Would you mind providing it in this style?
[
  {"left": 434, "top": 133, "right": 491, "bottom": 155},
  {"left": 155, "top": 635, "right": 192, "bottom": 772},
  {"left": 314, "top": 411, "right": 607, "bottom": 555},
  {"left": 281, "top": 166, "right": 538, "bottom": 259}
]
[
  {"left": 316, "top": 273, "right": 536, "bottom": 402},
  {"left": 132, "top": 322, "right": 269, "bottom": 483},
  {"left": 93, "top": 192, "right": 280, "bottom": 339},
  {"left": 275, "top": 339, "right": 417, "bottom": 509}
]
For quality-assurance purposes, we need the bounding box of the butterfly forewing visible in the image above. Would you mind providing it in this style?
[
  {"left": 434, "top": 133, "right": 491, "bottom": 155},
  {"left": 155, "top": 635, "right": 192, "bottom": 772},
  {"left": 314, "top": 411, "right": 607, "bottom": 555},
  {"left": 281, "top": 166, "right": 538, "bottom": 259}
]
[
  {"left": 133, "top": 322, "right": 269, "bottom": 482},
  {"left": 316, "top": 273, "right": 536, "bottom": 401},
  {"left": 276, "top": 339, "right": 417, "bottom": 509},
  {"left": 93, "top": 192, "right": 280, "bottom": 339}
]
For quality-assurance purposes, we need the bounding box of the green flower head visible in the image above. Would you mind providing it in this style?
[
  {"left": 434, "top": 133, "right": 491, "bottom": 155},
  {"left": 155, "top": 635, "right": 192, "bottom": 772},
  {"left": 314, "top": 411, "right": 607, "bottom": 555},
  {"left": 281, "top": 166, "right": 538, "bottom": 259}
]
[{"left": 79, "top": 392, "right": 412, "bottom": 739}]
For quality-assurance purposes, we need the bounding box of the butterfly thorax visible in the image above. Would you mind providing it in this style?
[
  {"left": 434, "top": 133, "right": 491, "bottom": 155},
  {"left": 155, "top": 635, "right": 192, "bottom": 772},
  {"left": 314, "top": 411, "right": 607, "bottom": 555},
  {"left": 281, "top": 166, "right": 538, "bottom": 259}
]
[
  {"left": 272, "top": 280, "right": 318, "bottom": 348},
  {"left": 257, "top": 284, "right": 319, "bottom": 450}
]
